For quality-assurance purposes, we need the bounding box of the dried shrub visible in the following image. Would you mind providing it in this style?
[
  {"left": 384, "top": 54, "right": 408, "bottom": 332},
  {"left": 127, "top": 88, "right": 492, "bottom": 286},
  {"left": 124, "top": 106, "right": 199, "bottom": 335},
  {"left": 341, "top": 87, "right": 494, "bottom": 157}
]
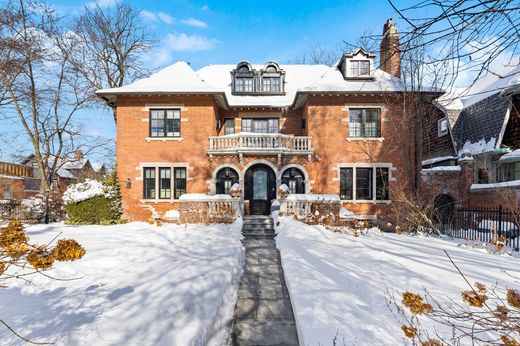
[
  {"left": 26, "top": 246, "right": 55, "bottom": 270},
  {"left": 401, "top": 325, "right": 418, "bottom": 338},
  {"left": 421, "top": 339, "right": 442, "bottom": 346},
  {"left": 52, "top": 239, "right": 86, "bottom": 261},
  {"left": 502, "top": 335, "right": 520, "bottom": 346},
  {"left": 507, "top": 289, "right": 520, "bottom": 309},
  {"left": 402, "top": 292, "right": 433, "bottom": 315},
  {"left": 462, "top": 283, "right": 488, "bottom": 308}
]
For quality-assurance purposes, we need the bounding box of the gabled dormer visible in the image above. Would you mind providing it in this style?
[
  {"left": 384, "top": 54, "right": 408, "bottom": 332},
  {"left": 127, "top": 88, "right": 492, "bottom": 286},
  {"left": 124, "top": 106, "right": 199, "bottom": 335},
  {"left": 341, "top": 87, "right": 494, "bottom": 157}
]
[
  {"left": 231, "top": 61, "right": 285, "bottom": 95},
  {"left": 338, "top": 48, "right": 376, "bottom": 80}
]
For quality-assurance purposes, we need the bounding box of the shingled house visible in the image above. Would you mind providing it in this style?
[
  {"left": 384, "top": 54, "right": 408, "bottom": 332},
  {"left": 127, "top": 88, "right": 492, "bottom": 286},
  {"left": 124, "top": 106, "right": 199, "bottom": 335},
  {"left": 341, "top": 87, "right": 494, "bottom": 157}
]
[
  {"left": 421, "top": 62, "right": 520, "bottom": 212},
  {"left": 97, "top": 19, "right": 441, "bottom": 222}
]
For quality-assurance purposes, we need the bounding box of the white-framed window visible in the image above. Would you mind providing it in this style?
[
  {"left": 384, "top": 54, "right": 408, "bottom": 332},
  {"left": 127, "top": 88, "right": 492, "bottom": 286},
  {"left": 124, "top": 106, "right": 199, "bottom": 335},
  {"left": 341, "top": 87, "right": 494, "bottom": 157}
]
[
  {"left": 150, "top": 109, "right": 181, "bottom": 137},
  {"left": 350, "top": 60, "right": 370, "bottom": 77},
  {"left": 235, "top": 77, "right": 254, "bottom": 92},
  {"left": 339, "top": 165, "right": 390, "bottom": 201},
  {"left": 262, "top": 77, "right": 281, "bottom": 92},
  {"left": 223, "top": 119, "right": 235, "bottom": 135},
  {"left": 143, "top": 166, "right": 187, "bottom": 200},
  {"left": 438, "top": 118, "right": 448, "bottom": 137},
  {"left": 349, "top": 108, "right": 381, "bottom": 138}
]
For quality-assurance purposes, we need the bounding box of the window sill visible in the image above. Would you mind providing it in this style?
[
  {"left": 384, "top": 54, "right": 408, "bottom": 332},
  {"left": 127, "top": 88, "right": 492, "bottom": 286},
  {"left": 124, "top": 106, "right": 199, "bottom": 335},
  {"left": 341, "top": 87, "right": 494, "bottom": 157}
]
[
  {"left": 140, "top": 199, "right": 180, "bottom": 203},
  {"left": 341, "top": 199, "right": 391, "bottom": 204},
  {"left": 146, "top": 137, "right": 183, "bottom": 142},
  {"left": 346, "top": 137, "right": 384, "bottom": 142}
]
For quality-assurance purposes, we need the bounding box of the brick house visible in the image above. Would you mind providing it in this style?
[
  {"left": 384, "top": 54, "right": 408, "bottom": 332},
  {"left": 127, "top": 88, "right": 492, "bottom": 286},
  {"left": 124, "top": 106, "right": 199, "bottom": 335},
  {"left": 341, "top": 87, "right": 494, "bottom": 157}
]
[
  {"left": 421, "top": 63, "right": 520, "bottom": 215},
  {"left": 97, "top": 19, "right": 440, "bottom": 222},
  {"left": 0, "top": 151, "right": 106, "bottom": 201}
]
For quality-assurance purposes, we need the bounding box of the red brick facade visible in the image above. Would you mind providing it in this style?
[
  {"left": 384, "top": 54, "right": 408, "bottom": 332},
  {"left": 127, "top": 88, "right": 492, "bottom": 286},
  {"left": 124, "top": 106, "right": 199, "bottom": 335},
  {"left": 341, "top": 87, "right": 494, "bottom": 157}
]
[{"left": 115, "top": 93, "right": 421, "bottom": 222}]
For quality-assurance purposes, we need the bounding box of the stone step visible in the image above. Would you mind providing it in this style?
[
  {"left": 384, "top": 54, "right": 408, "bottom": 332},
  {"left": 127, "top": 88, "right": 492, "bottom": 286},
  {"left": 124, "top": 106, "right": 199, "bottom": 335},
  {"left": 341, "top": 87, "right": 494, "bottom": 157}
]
[
  {"left": 243, "top": 222, "right": 274, "bottom": 228},
  {"left": 243, "top": 225, "right": 274, "bottom": 230},
  {"left": 243, "top": 230, "right": 275, "bottom": 235}
]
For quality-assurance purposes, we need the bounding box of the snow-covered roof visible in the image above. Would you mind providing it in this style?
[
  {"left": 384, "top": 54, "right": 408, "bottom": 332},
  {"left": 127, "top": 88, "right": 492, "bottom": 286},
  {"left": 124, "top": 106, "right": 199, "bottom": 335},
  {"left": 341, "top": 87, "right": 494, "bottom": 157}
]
[
  {"left": 197, "top": 64, "right": 330, "bottom": 107},
  {"left": 96, "top": 61, "right": 222, "bottom": 96},
  {"left": 299, "top": 68, "right": 405, "bottom": 93},
  {"left": 96, "top": 59, "right": 442, "bottom": 108},
  {"left": 91, "top": 163, "right": 105, "bottom": 172},
  {"left": 441, "top": 62, "right": 520, "bottom": 111},
  {"left": 498, "top": 149, "right": 520, "bottom": 162}
]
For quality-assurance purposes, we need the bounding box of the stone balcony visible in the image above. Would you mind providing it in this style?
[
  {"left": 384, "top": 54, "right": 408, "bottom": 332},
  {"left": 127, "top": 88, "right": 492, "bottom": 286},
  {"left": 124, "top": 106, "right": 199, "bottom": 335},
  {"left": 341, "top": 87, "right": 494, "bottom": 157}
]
[{"left": 208, "top": 133, "right": 313, "bottom": 162}]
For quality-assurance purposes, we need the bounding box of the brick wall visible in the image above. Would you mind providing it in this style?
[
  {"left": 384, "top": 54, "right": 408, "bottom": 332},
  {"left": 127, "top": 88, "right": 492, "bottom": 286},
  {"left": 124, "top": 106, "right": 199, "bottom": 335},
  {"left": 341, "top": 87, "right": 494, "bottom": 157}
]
[{"left": 116, "top": 93, "right": 420, "bottom": 223}]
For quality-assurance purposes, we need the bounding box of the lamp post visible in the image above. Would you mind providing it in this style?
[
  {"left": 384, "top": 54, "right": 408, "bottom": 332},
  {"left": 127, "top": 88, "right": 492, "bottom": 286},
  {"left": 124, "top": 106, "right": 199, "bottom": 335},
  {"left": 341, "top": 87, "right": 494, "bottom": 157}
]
[{"left": 44, "top": 188, "right": 49, "bottom": 224}]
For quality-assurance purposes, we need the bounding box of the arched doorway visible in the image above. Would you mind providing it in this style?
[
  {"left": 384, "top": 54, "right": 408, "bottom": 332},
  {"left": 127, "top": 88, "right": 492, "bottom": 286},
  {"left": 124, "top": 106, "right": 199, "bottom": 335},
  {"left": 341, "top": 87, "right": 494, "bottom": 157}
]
[
  {"left": 434, "top": 194, "right": 456, "bottom": 225},
  {"left": 281, "top": 167, "right": 305, "bottom": 194},
  {"left": 215, "top": 167, "right": 239, "bottom": 194},
  {"left": 244, "top": 164, "right": 276, "bottom": 215}
]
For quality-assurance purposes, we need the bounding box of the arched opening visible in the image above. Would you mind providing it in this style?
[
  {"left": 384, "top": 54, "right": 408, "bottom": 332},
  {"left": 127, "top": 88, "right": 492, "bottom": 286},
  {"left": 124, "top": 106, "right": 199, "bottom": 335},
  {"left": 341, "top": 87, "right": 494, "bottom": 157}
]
[
  {"left": 434, "top": 194, "right": 456, "bottom": 225},
  {"left": 281, "top": 167, "right": 305, "bottom": 194},
  {"left": 244, "top": 164, "right": 276, "bottom": 215},
  {"left": 215, "top": 167, "right": 239, "bottom": 194}
]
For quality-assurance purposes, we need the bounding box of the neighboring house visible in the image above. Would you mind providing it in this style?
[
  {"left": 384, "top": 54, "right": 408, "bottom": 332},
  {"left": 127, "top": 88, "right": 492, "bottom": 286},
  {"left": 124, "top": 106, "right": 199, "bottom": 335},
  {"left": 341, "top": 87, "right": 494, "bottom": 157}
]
[
  {"left": 421, "top": 62, "right": 520, "bottom": 211},
  {"left": 97, "top": 19, "right": 441, "bottom": 222},
  {"left": 0, "top": 151, "right": 107, "bottom": 201},
  {"left": 0, "top": 162, "right": 40, "bottom": 200}
]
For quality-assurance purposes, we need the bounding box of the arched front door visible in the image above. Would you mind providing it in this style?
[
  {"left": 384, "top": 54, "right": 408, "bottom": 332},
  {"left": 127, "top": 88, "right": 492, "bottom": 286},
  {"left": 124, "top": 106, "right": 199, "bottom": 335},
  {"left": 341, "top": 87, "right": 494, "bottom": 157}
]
[{"left": 244, "top": 164, "right": 276, "bottom": 215}]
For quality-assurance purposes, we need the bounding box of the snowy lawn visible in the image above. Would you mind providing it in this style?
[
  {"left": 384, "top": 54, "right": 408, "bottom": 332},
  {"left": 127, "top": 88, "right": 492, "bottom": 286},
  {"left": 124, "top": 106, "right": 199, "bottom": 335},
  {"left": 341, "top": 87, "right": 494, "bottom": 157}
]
[
  {"left": 274, "top": 215, "right": 520, "bottom": 345},
  {"left": 1, "top": 221, "right": 244, "bottom": 346}
]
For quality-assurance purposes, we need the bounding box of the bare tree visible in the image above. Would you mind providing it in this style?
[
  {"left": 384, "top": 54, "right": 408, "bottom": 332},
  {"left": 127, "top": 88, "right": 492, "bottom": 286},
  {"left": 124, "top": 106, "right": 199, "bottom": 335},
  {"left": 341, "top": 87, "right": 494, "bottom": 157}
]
[
  {"left": 0, "top": 0, "right": 108, "bottom": 223},
  {"left": 70, "top": 1, "right": 154, "bottom": 122},
  {"left": 389, "top": 0, "right": 520, "bottom": 89}
]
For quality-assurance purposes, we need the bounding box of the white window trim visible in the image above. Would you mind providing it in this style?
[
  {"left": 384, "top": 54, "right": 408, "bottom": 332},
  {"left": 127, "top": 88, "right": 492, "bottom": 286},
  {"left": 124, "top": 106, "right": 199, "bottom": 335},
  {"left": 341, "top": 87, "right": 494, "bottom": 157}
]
[
  {"left": 344, "top": 105, "right": 383, "bottom": 140},
  {"left": 437, "top": 117, "right": 449, "bottom": 137},
  {"left": 145, "top": 137, "right": 183, "bottom": 142},
  {"left": 137, "top": 163, "right": 190, "bottom": 202},
  {"left": 336, "top": 163, "right": 392, "bottom": 203}
]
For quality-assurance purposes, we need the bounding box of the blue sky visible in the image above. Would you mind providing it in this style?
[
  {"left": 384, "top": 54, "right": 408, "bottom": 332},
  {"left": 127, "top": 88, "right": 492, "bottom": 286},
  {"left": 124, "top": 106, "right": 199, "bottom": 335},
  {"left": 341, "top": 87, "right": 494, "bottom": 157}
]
[{"left": 2, "top": 0, "right": 417, "bottom": 163}]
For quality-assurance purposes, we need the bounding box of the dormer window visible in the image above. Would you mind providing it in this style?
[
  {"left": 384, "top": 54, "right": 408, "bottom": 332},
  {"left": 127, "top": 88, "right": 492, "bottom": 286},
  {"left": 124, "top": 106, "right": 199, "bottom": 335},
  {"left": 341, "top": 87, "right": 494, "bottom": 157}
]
[
  {"left": 235, "top": 77, "right": 253, "bottom": 92},
  {"left": 350, "top": 60, "right": 370, "bottom": 77},
  {"left": 231, "top": 61, "right": 285, "bottom": 95},
  {"left": 339, "top": 48, "right": 375, "bottom": 80}
]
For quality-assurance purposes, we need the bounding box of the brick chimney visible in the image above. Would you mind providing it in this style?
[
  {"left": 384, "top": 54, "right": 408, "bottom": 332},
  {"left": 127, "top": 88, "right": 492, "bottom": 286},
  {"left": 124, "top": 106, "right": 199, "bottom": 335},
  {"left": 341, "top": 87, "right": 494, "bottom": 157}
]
[
  {"left": 380, "top": 18, "right": 401, "bottom": 78},
  {"left": 74, "top": 149, "right": 84, "bottom": 160}
]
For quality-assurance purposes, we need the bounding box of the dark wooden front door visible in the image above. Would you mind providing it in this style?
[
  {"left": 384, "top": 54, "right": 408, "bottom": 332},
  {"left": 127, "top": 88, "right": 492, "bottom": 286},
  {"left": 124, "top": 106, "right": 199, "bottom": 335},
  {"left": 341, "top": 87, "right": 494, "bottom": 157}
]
[{"left": 245, "top": 164, "right": 276, "bottom": 215}]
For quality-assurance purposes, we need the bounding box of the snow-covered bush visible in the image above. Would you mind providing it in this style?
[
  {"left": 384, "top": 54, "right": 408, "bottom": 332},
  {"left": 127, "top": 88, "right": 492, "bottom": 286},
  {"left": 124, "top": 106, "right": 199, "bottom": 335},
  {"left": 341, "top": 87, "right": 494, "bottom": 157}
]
[
  {"left": 64, "top": 173, "right": 123, "bottom": 225},
  {"left": 278, "top": 184, "right": 290, "bottom": 199},
  {"left": 229, "top": 183, "right": 242, "bottom": 197}
]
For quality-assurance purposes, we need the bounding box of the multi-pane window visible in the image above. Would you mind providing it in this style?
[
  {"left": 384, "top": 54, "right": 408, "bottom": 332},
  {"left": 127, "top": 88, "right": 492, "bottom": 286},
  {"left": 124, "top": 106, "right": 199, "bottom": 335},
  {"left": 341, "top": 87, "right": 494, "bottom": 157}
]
[
  {"left": 262, "top": 77, "right": 281, "bottom": 93},
  {"left": 340, "top": 168, "right": 353, "bottom": 200},
  {"left": 159, "top": 168, "right": 171, "bottom": 199},
  {"left": 350, "top": 60, "right": 370, "bottom": 76},
  {"left": 281, "top": 168, "right": 305, "bottom": 194},
  {"left": 356, "top": 168, "right": 373, "bottom": 200},
  {"left": 339, "top": 166, "right": 390, "bottom": 201},
  {"left": 143, "top": 168, "right": 156, "bottom": 199},
  {"left": 224, "top": 119, "right": 235, "bottom": 135},
  {"left": 143, "top": 167, "right": 186, "bottom": 199},
  {"left": 235, "top": 77, "right": 253, "bottom": 92},
  {"left": 376, "top": 168, "right": 389, "bottom": 200},
  {"left": 438, "top": 118, "right": 448, "bottom": 137},
  {"left": 500, "top": 162, "right": 520, "bottom": 182},
  {"left": 174, "top": 167, "right": 186, "bottom": 199},
  {"left": 349, "top": 108, "right": 381, "bottom": 138},
  {"left": 241, "top": 118, "right": 279, "bottom": 133},
  {"left": 150, "top": 109, "right": 180, "bottom": 137}
]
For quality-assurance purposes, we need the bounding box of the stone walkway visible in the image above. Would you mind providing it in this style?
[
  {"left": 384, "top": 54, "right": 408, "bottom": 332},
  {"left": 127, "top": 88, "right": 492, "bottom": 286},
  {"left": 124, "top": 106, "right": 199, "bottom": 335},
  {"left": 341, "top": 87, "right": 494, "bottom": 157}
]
[{"left": 230, "top": 215, "right": 299, "bottom": 346}]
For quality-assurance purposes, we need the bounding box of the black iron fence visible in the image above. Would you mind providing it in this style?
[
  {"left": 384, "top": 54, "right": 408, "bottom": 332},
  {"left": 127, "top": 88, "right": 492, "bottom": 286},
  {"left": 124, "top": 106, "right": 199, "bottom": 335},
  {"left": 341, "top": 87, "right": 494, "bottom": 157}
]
[{"left": 437, "top": 205, "right": 520, "bottom": 251}]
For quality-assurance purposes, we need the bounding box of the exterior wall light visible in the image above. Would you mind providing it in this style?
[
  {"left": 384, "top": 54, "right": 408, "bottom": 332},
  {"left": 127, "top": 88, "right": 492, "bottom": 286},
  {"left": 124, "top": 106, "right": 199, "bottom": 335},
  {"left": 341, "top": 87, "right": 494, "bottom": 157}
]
[{"left": 126, "top": 178, "right": 131, "bottom": 188}]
